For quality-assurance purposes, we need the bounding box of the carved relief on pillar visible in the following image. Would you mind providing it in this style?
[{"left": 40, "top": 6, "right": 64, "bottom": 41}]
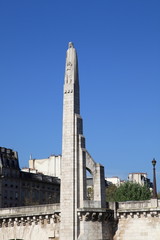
[{"left": 65, "top": 61, "right": 73, "bottom": 84}]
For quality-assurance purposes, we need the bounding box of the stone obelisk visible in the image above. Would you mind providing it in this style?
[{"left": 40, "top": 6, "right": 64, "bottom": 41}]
[
  {"left": 60, "top": 42, "right": 106, "bottom": 240},
  {"left": 60, "top": 42, "right": 86, "bottom": 240}
]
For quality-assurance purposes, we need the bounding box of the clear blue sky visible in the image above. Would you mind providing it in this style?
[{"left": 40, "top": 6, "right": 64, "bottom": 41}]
[{"left": 0, "top": 1, "right": 160, "bottom": 188}]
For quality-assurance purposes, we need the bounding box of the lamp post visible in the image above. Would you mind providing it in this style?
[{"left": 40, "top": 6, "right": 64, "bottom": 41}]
[{"left": 152, "top": 158, "right": 157, "bottom": 199}]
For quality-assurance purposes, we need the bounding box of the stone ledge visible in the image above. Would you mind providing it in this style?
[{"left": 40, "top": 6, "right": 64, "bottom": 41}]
[
  {"left": 0, "top": 203, "right": 60, "bottom": 219},
  {"left": 0, "top": 213, "right": 61, "bottom": 228},
  {"left": 77, "top": 208, "right": 114, "bottom": 221},
  {"left": 117, "top": 210, "right": 160, "bottom": 219}
]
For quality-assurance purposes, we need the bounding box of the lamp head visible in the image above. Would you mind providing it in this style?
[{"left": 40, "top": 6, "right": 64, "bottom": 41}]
[{"left": 152, "top": 158, "right": 156, "bottom": 166}]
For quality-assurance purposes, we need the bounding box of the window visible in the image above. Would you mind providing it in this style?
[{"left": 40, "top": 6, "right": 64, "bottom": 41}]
[{"left": 15, "top": 192, "right": 18, "bottom": 199}]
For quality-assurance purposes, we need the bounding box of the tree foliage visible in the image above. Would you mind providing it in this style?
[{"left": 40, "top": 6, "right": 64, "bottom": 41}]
[
  {"left": 106, "top": 184, "right": 117, "bottom": 202},
  {"left": 106, "top": 181, "right": 151, "bottom": 202},
  {"left": 87, "top": 187, "right": 94, "bottom": 200}
]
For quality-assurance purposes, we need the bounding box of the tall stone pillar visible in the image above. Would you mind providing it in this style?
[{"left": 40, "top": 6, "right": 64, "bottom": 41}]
[
  {"left": 60, "top": 42, "right": 86, "bottom": 240},
  {"left": 60, "top": 43, "right": 107, "bottom": 240}
]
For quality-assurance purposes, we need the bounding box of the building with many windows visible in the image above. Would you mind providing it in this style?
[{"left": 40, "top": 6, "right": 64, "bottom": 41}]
[
  {"left": 0, "top": 147, "right": 60, "bottom": 208},
  {"left": 128, "top": 172, "right": 152, "bottom": 187}
]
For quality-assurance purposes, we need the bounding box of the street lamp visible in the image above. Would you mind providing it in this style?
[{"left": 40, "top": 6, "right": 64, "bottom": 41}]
[{"left": 152, "top": 158, "right": 157, "bottom": 199}]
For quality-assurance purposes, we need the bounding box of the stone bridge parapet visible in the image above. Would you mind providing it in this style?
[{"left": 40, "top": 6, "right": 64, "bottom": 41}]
[
  {"left": 108, "top": 199, "right": 160, "bottom": 240},
  {"left": 0, "top": 203, "right": 61, "bottom": 228},
  {"left": 109, "top": 199, "right": 160, "bottom": 219}
]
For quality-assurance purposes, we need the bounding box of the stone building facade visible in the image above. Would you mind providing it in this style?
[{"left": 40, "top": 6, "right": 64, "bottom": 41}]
[
  {"left": 0, "top": 147, "right": 60, "bottom": 208},
  {"left": 28, "top": 155, "right": 61, "bottom": 179},
  {"left": 128, "top": 172, "right": 152, "bottom": 187}
]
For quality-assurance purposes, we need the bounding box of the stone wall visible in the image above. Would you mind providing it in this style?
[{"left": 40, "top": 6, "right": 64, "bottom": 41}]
[
  {"left": 77, "top": 209, "right": 115, "bottom": 240},
  {"left": 111, "top": 199, "right": 160, "bottom": 240},
  {"left": 114, "top": 217, "right": 160, "bottom": 240},
  {"left": 0, "top": 204, "right": 60, "bottom": 240},
  {"left": 0, "top": 204, "right": 116, "bottom": 240},
  {"left": 1, "top": 199, "right": 160, "bottom": 239}
]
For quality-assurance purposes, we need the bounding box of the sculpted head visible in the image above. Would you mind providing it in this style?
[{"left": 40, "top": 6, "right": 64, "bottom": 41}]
[{"left": 68, "top": 42, "right": 74, "bottom": 48}]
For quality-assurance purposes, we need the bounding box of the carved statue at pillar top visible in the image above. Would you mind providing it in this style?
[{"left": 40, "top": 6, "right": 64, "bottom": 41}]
[
  {"left": 68, "top": 42, "right": 74, "bottom": 48},
  {"left": 65, "top": 42, "right": 77, "bottom": 84}
]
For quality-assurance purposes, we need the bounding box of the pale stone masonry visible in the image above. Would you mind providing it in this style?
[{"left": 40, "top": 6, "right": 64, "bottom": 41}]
[
  {"left": 1, "top": 199, "right": 160, "bottom": 239},
  {"left": 0, "top": 204, "right": 61, "bottom": 240},
  {"left": 109, "top": 199, "right": 160, "bottom": 240},
  {"left": 60, "top": 42, "right": 83, "bottom": 240},
  {"left": 60, "top": 42, "right": 106, "bottom": 240},
  {"left": 28, "top": 155, "right": 61, "bottom": 178}
]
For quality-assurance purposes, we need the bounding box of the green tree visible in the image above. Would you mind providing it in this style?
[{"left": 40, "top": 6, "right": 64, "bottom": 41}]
[
  {"left": 114, "top": 181, "right": 151, "bottom": 202},
  {"left": 106, "top": 184, "right": 117, "bottom": 202},
  {"left": 87, "top": 186, "right": 94, "bottom": 200}
]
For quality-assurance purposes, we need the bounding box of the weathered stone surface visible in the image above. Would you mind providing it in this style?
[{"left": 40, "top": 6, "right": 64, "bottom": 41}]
[
  {"left": 60, "top": 42, "right": 106, "bottom": 240},
  {"left": 114, "top": 217, "right": 160, "bottom": 240},
  {"left": 110, "top": 199, "right": 160, "bottom": 240},
  {"left": 0, "top": 204, "right": 60, "bottom": 240}
]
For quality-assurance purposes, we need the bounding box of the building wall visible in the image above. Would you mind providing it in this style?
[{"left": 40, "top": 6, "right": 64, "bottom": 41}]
[
  {"left": 128, "top": 172, "right": 152, "bottom": 187},
  {"left": 0, "top": 147, "right": 60, "bottom": 208},
  {"left": 114, "top": 217, "right": 160, "bottom": 240},
  {"left": 2, "top": 200, "right": 160, "bottom": 240},
  {"left": 110, "top": 199, "right": 160, "bottom": 240},
  {"left": 77, "top": 210, "right": 115, "bottom": 240},
  {"left": 105, "top": 177, "right": 121, "bottom": 186},
  {"left": 0, "top": 204, "right": 60, "bottom": 240},
  {"left": 0, "top": 205, "right": 115, "bottom": 240},
  {"left": 0, "top": 173, "right": 60, "bottom": 208},
  {"left": 29, "top": 155, "right": 61, "bottom": 178},
  {"left": 20, "top": 173, "right": 60, "bottom": 206},
  {"left": 0, "top": 221, "right": 60, "bottom": 240}
]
